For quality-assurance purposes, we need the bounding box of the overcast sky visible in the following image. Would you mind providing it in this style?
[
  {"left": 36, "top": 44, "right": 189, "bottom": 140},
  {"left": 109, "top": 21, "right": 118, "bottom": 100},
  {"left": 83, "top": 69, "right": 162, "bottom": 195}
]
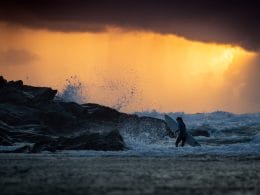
[
  {"left": 0, "top": 0, "right": 259, "bottom": 51},
  {"left": 0, "top": 0, "right": 259, "bottom": 113}
]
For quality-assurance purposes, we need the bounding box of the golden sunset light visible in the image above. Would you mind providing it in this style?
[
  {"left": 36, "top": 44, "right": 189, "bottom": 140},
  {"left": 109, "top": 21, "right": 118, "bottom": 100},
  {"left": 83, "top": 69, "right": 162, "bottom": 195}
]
[
  {"left": 0, "top": 25, "right": 256, "bottom": 113},
  {"left": 1, "top": 1, "right": 260, "bottom": 194}
]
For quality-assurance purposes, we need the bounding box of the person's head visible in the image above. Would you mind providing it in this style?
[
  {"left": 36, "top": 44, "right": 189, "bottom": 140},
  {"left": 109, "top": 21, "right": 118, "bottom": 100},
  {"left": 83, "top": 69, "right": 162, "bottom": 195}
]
[{"left": 176, "top": 117, "right": 183, "bottom": 122}]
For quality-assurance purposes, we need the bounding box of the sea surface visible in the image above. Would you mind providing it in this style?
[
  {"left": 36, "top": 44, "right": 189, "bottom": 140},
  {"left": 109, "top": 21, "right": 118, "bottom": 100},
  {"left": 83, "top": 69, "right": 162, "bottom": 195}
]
[
  {"left": 1, "top": 111, "right": 260, "bottom": 157},
  {"left": 62, "top": 111, "right": 260, "bottom": 157}
]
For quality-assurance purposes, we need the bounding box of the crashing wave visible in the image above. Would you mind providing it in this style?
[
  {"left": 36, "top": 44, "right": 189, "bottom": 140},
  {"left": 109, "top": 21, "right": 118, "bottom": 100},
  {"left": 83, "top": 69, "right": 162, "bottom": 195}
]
[{"left": 56, "top": 76, "right": 87, "bottom": 104}]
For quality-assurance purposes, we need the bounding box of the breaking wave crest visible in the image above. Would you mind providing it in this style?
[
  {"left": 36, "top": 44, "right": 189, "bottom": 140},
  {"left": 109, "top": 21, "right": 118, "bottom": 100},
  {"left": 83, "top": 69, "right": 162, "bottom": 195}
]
[{"left": 56, "top": 76, "right": 87, "bottom": 104}]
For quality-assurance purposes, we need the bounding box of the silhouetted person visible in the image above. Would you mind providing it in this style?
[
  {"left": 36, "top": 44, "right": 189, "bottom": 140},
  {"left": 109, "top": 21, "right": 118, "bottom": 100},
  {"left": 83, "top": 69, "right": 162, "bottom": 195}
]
[{"left": 175, "top": 117, "right": 187, "bottom": 147}]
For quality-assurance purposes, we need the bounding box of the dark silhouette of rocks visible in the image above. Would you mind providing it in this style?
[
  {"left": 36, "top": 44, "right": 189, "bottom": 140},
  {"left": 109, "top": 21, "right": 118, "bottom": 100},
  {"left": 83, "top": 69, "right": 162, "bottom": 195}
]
[
  {"left": 190, "top": 130, "right": 210, "bottom": 137},
  {"left": 0, "top": 76, "right": 126, "bottom": 152},
  {"left": 0, "top": 76, "right": 210, "bottom": 153},
  {"left": 30, "top": 130, "right": 125, "bottom": 153},
  {"left": 0, "top": 76, "right": 7, "bottom": 88}
]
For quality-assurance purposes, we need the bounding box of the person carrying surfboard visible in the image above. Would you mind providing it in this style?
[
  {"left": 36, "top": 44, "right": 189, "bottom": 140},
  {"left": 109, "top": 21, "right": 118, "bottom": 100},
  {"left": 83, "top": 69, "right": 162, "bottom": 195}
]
[
  {"left": 165, "top": 114, "right": 201, "bottom": 147},
  {"left": 175, "top": 117, "right": 188, "bottom": 147}
]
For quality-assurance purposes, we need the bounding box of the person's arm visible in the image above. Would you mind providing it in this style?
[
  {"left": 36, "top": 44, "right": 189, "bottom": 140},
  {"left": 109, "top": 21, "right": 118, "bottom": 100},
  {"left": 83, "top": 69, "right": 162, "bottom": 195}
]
[{"left": 175, "top": 123, "right": 180, "bottom": 135}]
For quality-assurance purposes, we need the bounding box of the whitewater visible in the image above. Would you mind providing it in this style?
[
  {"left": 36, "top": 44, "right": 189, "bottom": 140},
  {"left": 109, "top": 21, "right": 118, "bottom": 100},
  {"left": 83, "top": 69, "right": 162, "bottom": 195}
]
[
  {"left": 53, "top": 111, "right": 260, "bottom": 157},
  {"left": 53, "top": 80, "right": 260, "bottom": 157}
]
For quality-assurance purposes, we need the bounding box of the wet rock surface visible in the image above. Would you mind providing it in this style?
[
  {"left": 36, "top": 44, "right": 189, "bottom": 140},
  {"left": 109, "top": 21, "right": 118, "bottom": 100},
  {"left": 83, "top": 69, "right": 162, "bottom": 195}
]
[
  {"left": 190, "top": 129, "right": 210, "bottom": 137},
  {"left": 0, "top": 76, "right": 128, "bottom": 152}
]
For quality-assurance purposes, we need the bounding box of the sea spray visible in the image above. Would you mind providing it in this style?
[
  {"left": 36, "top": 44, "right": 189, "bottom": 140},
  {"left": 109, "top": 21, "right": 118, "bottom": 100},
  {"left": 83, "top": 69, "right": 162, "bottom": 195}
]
[
  {"left": 98, "top": 65, "right": 142, "bottom": 112},
  {"left": 56, "top": 72, "right": 141, "bottom": 112},
  {"left": 101, "top": 79, "right": 139, "bottom": 111},
  {"left": 56, "top": 75, "right": 87, "bottom": 104}
]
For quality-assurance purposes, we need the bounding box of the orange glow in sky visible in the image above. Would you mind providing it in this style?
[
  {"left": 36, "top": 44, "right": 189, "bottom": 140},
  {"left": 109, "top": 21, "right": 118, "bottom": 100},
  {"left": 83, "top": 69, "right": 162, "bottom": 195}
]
[{"left": 0, "top": 25, "right": 256, "bottom": 113}]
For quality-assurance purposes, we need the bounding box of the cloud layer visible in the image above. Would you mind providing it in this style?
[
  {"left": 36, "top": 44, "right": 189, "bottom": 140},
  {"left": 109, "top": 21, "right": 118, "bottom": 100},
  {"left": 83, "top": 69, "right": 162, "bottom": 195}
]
[
  {"left": 0, "top": 49, "right": 38, "bottom": 66},
  {"left": 0, "top": 0, "right": 259, "bottom": 51}
]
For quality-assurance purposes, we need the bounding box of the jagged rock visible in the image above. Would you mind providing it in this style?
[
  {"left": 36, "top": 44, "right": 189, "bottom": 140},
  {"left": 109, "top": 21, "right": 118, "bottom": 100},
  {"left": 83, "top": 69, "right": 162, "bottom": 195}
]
[
  {"left": 12, "top": 145, "right": 32, "bottom": 153},
  {"left": 15, "top": 124, "right": 52, "bottom": 134},
  {"left": 0, "top": 135, "right": 13, "bottom": 146},
  {"left": 0, "top": 87, "right": 31, "bottom": 104},
  {"left": 0, "top": 79, "right": 57, "bottom": 104},
  {"left": 59, "top": 102, "right": 86, "bottom": 117},
  {"left": 42, "top": 111, "right": 78, "bottom": 131},
  {"left": 191, "top": 130, "right": 210, "bottom": 137},
  {"left": 32, "top": 87, "right": 57, "bottom": 101},
  {"left": 0, "top": 130, "right": 14, "bottom": 146},
  {"left": 0, "top": 76, "right": 174, "bottom": 153},
  {"left": 0, "top": 104, "right": 41, "bottom": 125},
  {"left": 0, "top": 76, "right": 128, "bottom": 152},
  {"left": 8, "top": 131, "right": 55, "bottom": 144},
  {"left": 104, "top": 130, "right": 125, "bottom": 150},
  {"left": 0, "top": 108, "right": 25, "bottom": 125},
  {"left": 32, "top": 101, "right": 65, "bottom": 112},
  {"left": 0, "top": 76, "right": 7, "bottom": 88},
  {"left": 31, "top": 130, "right": 125, "bottom": 152},
  {"left": 0, "top": 120, "right": 14, "bottom": 131},
  {"left": 82, "top": 103, "right": 122, "bottom": 122},
  {"left": 8, "top": 80, "right": 23, "bottom": 88},
  {"left": 190, "top": 124, "right": 211, "bottom": 137},
  {"left": 31, "top": 141, "right": 56, "bottom": 153},
  {"left": 0, "top": 121, "right": 14, "bottom": 145},
  {"left": 1, "top": 145, "right": 32, "bottom": 153}
]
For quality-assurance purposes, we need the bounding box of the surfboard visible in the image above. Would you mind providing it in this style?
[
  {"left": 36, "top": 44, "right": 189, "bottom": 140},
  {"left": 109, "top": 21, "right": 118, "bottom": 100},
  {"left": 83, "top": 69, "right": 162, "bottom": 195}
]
[{"left": 164, "top": 114, "right": 201, "bottom": 147}]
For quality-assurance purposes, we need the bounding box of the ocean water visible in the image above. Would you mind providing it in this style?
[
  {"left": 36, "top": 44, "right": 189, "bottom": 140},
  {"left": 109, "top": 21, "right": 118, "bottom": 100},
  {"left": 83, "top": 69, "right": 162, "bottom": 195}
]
[
  {"left": 3, "top": 83, "right": 260, "bottom": 157},
  {"left": 57, "top": 111, "right": 260, "bottom": 157},
  {"left": 2, "top": 111, "right": 259, "bottom": 157},
  {"left": 52, "top": 77, "right": 260, "bottom": 157},
  {"left": 2, "top": 78, "right": 259, "bottom": 157}
]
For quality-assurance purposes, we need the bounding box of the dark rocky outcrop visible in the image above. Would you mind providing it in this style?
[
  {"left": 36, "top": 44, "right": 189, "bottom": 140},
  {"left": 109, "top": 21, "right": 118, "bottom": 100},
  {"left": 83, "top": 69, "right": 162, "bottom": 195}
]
[
  {"left": 0, "top": 76, "right": 209, "bottom": 153},
  {"left": 190, "top": 124, "right": 211, "bottom": 137},
  {"left": 190, "top": 130, "right": 210, "bottom": 137},
  {"left": 82, "top": 103, "right": 123, "bottom": 122},
  {"left": 0, "top": 78, "right": 57, "bottom": 105},
  {"left": 31, "top": 130, "right": 124, "bottom": 153},
  {"left": 0, "top": 86, "right": 31, "bottom": 104},
  {"left": 0, "top": 76, "right": 7, "bottom": 88},
  {"left": 0, "top": 76, "right": 128, "bottom": 153}
]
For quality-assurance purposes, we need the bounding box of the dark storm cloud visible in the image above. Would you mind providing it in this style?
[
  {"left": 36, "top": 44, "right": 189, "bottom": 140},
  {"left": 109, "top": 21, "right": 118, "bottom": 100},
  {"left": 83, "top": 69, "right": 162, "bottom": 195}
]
[
  {"left": 0, "top": 49, "right": 38, "bottom": 66},
  {"left": 0, "top": 0, "right": 259, "bottom": 51}
]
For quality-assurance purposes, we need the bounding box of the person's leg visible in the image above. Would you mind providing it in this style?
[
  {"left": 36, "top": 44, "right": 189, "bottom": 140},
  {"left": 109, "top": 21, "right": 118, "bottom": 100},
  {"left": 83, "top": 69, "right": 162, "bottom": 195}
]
[
  {"left": 181, "top": 136, "right": 186, "bottom": 147},
  {"left": 175, "top": 136, "right": 181, "bottom": 147}
]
